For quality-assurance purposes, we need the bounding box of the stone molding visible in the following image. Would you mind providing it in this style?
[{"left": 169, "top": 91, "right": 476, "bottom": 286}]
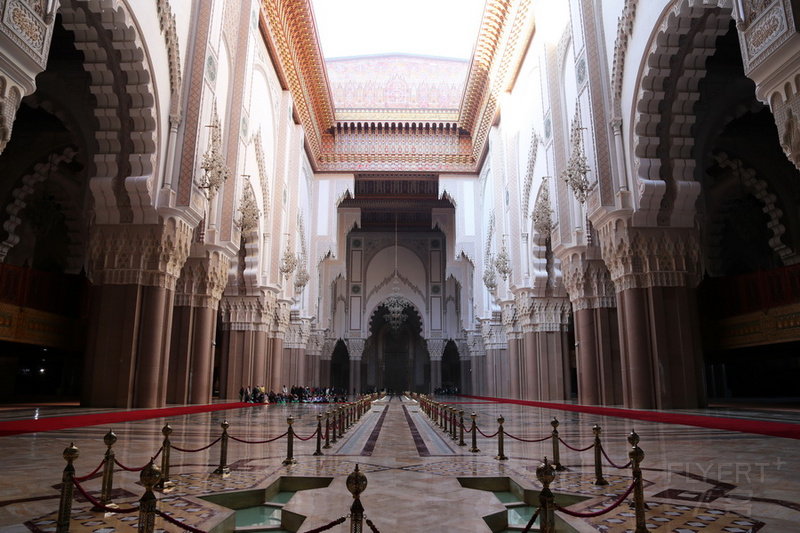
[
  {"left": 561, "top": 253, "right": 617, "bottom": 311},
  {"left": 346, "top": 337, "right": 365, "bottom": 359},
  {"left": 219, "top": 294, "right": 271, "bottom": 332},
  {"left": 284, "top": 316, "right": 311, "bottom": 349},
  {"left": 480, "top": 316, "right": 507, "bottom": 350}
]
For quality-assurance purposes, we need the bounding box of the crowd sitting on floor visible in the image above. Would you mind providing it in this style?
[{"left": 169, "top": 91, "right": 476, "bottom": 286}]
[
  {"left": 434, "top": 386, "right": 460, "bottom": 396},
  {"left": 238, "top": 384, "right": 350, "bottom": 404}
]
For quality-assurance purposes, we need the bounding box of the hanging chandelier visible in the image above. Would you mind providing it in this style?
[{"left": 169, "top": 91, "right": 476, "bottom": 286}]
[
  {"left": 384, "top": 216, "right": 409, "bottom": 331},
  {"left": 495, "top": 235, "right": 511, "bottom": 281},
  {"left": 279, "top": 234, "right": 298, "bottom": 279}
]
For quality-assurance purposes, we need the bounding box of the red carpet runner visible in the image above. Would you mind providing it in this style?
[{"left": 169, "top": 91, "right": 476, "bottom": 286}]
[
  {"left": 457, "top": 395, "right": 800, "bottom": 440},
  {"left": 0, "top": 402, "right": 258, "bottom": 437}
]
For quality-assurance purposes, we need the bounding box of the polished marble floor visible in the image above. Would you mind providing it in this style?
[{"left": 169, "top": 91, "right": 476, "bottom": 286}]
[{"left": 0, "top": 395, "right": 798, "bottom": 532}]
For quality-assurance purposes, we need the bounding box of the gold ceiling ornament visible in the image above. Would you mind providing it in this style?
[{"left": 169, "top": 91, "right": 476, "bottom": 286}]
[
  {"left": 235, "top": 177, "right": 260, "bottom": 233},
  {"left": 495, "top": 235, "right": 511, "bottom": 281},
  {"left": 258, "top": 0, "right": 534, "bottom": 173},
  {"left": 384, "top": 216, "right": 410, "bottom": 331},
  {"left": 562, "top": 103, "right": 590, "bottom": 203},
  {"left": 532, "top": 176, "right": 553, "bottom": 236},
  {"left": 197, "top": 102, "right": 231, "bottom": 200},
  {"left": 279, "top": 233, "right": 298, "bottom": 279}
]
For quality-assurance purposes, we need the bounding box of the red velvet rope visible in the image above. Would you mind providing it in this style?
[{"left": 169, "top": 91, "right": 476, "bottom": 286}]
[
  {"left": 228, "top": 432, "right": 287, "bottom": 444},
  {"left": 476, "top": 426, "right": 499, "bottom": 438},
  {"left": 114, "top": 458, "right": 150, "bottom": 472},
  {"left": 300, "top": 516, "right": 347, "bottom": 533},
  {"left": 295, "top": 427, "right": 319, "bottom": 441},
  {"left": 155, "top": 509, "right": 209, "bottom": 533},
  {"left": 558, "top": 436, "right": 595, "bottom": 452},
  {"left": 74, "top": 459, "right": 106, "bottom": 482},
  {"left": 173, "top": 437, "right": 221, "bottom": 452},
  {"left": 365, "top": 516, "right": 380, "bottom": 533},
  {"left": 71, "top": 477, "right": 138, "bottom": 513},
  {"left": 601, "top": 445, "right": 632, "bottom": 469},
  {"left": 520, "top": 507, "right": 541, "bottom": 533},
  {"left": 555, "top": 479, "right": 636, "bottom": 517},
  {"left": 505, "top": 432, "right": 549, "bottom": 443}
]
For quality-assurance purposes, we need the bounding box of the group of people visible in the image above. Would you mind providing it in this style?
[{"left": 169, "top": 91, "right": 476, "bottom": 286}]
[{"left": 238, "top": 384, "right": 350, "bottom": 404}]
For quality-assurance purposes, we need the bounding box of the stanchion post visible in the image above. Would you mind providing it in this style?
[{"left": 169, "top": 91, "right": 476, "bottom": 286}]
[
  {"left": 593, "top": 424, "right": 608, "bottom": 486},
  {"left": 451, "top": 407, "right": 458, "bottom": 440},
  {"left": 283, "top": 416, "right": 297, "bottom": 465},
  {"left": 96, "top": 430, "right": 118, "bottom": 509},
  {"left": 495, "top": 415, "right": 508, "bottom": 460},
  {"left": 551, "top": 417, "right": 564, "bottom": 471},
  {"left": 458, "top": 409, "right": 466, "bottom": 446},
  {"left": 347, "top": 464, "right": 368, "bottom": 533},
  {"left": 157, "top": 424, "right": 173, "bottom": 490},
  {"left": 628, "top": 430, "right": 648, "bottom": 533},
  {"left": 331, "top": 409, "right": 339, "bottom": 444},
  {"left": 469, "top": 412, "right": 480, "bottom": 453},
  {"left": 137, "top": 461, "right": 161, "bottom": 533},
  {"left": 536, "top": 457, "right": 556, "bottom": 533},
  {"left": 314, "top": 414, "right": 324, "bottom": 456},
  {"left": 56, "top": 443, "right": 79, "bottom": 533},
  {"left": 213, "top": 421, "right": 230, "bottom": 475},
  {"left": 324, "top": 411, "right": 332, "bottom": 449}
]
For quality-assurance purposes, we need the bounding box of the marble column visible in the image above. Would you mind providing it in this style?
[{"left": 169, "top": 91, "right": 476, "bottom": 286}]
[
  {"left": 426, "top": 339, "right": 445, "bottom": 392},
  {"left": 83, "top": 221, "right": 192, "bottom": 408},
  {"left": 599, "top": 225, "right": 704, "bottom": 409},
  {"left": 347, "top": 338, "right": 365, "bottom": 395},
  {"left": 270, "top": 335, "right": 284, "bottom": 392}
]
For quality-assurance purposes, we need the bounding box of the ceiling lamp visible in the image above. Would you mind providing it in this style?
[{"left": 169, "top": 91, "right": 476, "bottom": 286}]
[{"left": 384, "top": 216, "right": 409, "bottom": 331}]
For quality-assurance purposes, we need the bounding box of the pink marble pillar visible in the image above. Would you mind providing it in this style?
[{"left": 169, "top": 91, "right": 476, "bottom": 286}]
[
  {"left": 134, "top": 285, "right": 172, "bottom": 408},
  {"left": 270, "top": 336, "right": 284, "bottom": 392},
  {"left": 618, "top": 288, "right": 655, "bottom": 409},
  {"left": 575, "top": 308, "right": 600, "bottom": 405},
  {"left": 189, "top": 306, "right": 216, "bottom": 404},
  {"left": 508, "top": 336, "right": 520, "bottom": 399},
  {"left": 523, "top": 330, "right": 539, "bottom": 400},
  {"left": 252, "top": 329, "right": 268, "bottom": 390}
]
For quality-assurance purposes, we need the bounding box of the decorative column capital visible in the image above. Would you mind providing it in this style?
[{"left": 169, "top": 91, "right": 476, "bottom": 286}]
[
  {"left": 561, "top": 253, "right": 617, "bottom": 311},
  {"left": 346, "top": 337, "right": 365, "bottom": 359},
  {"left": 596, "top": 223, "right": 702, "bottom": 291},
  {"left": 426, "top": 338, "right": 446, "bottom": 361},
  {"left": 175, "top": 250, "right": 231, "bottom": 309},
  {"left": 89, "top": 218, "right": 194, "bottom": 290}
]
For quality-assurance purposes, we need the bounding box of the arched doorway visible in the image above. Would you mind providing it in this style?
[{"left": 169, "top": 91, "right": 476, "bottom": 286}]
[
  {"left": 363, "top": 304, "right": 428, "bottom": 393},
  {"left": 330, "top": 340, "right": 350, "bottom": 392},
  {"left": 440, "top": 340, "right": 461, "bottom": 393}
]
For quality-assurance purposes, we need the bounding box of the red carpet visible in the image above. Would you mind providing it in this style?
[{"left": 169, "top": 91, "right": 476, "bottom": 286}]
[
  {"left": 455, "top": 395, "right": 800, "bottom": 440},
  {"left": 0, "top": 402, "right": 260, "bottom": 437}
]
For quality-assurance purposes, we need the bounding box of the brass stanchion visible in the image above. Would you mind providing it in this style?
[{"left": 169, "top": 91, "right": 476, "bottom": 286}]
[
  {"left": 314, "top": 414, "right": 324, "bottom": 456},
  {"left": 331, "top": 409, "right": 339, "bottom": 444},
  {"left": 593, "top": 424, "right": 608, "bottom": 486},
  {"left": 137, "top": 461, "right": 161, "bottom": 533},
  {"left": 451, "top": 407, "right": 458, "bottom": 440},
  {"left": 536, "top": 457, "right": 556, "bottom": 533},
  {"left": 283, "top": 416, "right": 297, "bottom": 465},
  {"left": 551, "top": 417, "right": 564, "bottom": 471},
  {"left": 324, "top": 411, "right": 332, "bottom": 449},
  {"left": 628, "top": 430, "right": 648, "bottom": 533},
  {"left": 347, "top": 464, "right": 368, "bottom": 533},
  {"left": 458, "top": 409, "right": 466, "bottom": 446},
  {"left": 157, "top": 424, "right": 174, "bottom": 490},
  {"left": 469, "top": 412, "right": 480, "bottom": 453},
  {"left": 213, "top": 421, "right": 230, "bottom": 475},
  {"left": 495, "top": 415, "right": 508, "bottom": 460},
  {"left": 95, "top": 430, "right": 118, "bottom": 509},
  {"left": 56, "top": 443, "right": 79, "bottom": 533}
]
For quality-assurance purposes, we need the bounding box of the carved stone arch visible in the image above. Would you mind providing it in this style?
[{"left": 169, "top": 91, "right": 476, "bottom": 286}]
[
  {"left": 60, "top": 0, "right": 158, "bottom": 225},
  {"left": 0, "top": 147, "right": 81, "bottom": 265},
  {"left": 367, "top": 300, "right": 424, "bottom": 339},
  {"left": 632, "top": 0, "right": 733, "bottom": 228},
  {"left": 705, "top": 152, "right": 797, "bottom": 273}
]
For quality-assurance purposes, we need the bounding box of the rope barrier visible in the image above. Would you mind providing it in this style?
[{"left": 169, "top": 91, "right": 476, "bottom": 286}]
[
  {"left": 300, "top": 516, "right": 347, "bottom": 533},
  {"left": 155, "top": 509, "right": 209, "bottom": 533},
  {"left": 295, "top": 427, "right": 319, "bottom": 441},
  {"left": 476, "top": 426, "right": 499, "bottom": 439},
  {"left": 228, "top": 432, "right": 287, "bottom": 444},
  {"left": 365, "top": 516, "right": 380, "bottom": 533},
  {"left": 74, "top": 460, "right": 106, "bottom": 482},
  {"left": 600, "top": 445, "right": 632, "bottom": 469},
  {"left": 555, "top": 479, "right": 636, "bottom": 518},
  {"left": 114, "top": 458, "right": 151, "bottom": 472},
  {"left": 505, "top": 432, "right": 550, "bottom": 443},
  {"left": 72, "top": 478, "right": 138, "bottom": 513},
  {"left": 558, "top": 436, "right": 595, "bottom": 452},
  {"left": 172, "top": 437, "right": 221, "bottom": 453},
  {"left": 462, "top": 423, "right": 473, "bottom": 433},
  {"left": 520, "top": 507, "right": 541, "bottom": 533}
]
